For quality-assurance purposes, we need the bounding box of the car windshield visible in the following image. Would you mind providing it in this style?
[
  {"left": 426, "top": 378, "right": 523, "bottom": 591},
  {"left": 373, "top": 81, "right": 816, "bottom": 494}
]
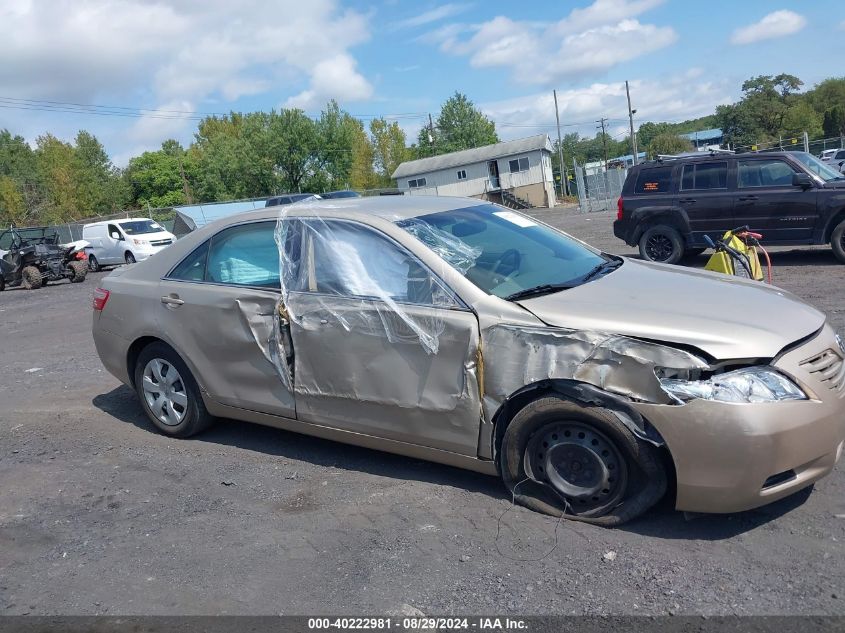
[
  {"left": 118, "top": 220, "right": 165, "bottom": 235},
  {"left": 396, "top": 204, "right": 610, "bottom": 299},
  {"left": 792, "top": 152, "right": 844, "bottom": 182}
]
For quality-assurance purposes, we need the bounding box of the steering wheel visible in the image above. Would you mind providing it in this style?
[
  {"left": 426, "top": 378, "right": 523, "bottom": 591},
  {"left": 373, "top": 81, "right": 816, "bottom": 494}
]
[{"left": 492, "top": 248, "right": 521, "bottom": 279}]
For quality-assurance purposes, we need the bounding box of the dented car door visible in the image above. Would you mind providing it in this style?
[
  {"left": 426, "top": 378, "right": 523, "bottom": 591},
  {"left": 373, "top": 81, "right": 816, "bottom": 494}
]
[
  {"left": 158, "top": 221, "right": 296, "bottom": 418},
  {"left": 283, "top": 219, "right": 482, "bottom": 456}
]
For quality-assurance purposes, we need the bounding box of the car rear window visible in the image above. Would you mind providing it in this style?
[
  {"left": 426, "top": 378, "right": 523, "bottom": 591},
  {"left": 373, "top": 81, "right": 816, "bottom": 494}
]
[
  {"left": 634, "top": 167, "right": 673, "bottom": 194},
  {"left": 680, "top": 161, "right": 727, "bottom": 190}
]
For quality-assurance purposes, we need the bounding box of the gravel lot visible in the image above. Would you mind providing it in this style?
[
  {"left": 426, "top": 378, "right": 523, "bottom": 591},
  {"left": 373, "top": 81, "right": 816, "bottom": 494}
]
[{"left": 1, "top": 208, "right": 843, "bottom": 616}]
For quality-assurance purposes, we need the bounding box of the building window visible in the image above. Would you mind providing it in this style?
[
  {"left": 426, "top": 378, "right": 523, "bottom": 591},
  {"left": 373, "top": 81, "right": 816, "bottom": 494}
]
[
  {"left": 508, "top": 157, "right": 529, "bottom": 173},
  {"left": 456, "top": 169, "right": 467, "bottom": 181},
  {"left": 408, "top": 177, "right": 427, "bottom": 189}
]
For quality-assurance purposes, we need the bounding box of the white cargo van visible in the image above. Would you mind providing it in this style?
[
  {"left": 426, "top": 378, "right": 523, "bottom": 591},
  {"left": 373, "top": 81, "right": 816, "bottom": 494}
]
[{"left": 82, "top": 218, "right": 176, "bottom": 271}]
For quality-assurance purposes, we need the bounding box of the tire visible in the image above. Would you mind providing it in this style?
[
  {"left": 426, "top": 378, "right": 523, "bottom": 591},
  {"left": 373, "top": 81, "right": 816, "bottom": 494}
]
[
  {"left": 638, "top": 224, "right": 684, "bottom": 264},
  {"left": 125, "top": 252, "right": 136, "bottom": 264},
  {"left": 69, "top": 260, "right": 88, "bottom": 283},
  {"left": 21, "top": 266, "right": 43, "bottom": 290},
  {"left": 499, "top": 395, "right": 666, "bottom": 527},
  {"left": 133, "top": 341, "right": 215, "bottom": 438},
  {"left": 831, "top": 218, "right": 845, "bottom": 264},
  {"left": 88, "top": 255, "right": 100, "bottom": 272}
]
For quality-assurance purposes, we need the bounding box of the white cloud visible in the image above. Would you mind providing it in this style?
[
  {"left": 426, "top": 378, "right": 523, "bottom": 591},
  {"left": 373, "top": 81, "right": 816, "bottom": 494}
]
[
  {"left": 424, "top": 0, "right": 675, "bottom": 84},
  {"left": 393, "top": 3, "right": 473, "bottom": 29},
  {"left": 0, "top": 0, "right": 373, "bottom": 152},
  {"left": 731, "top": 10, "right": 807, "bottom": 45},
  {"left": 481, "top": 71, "right": 734, "bottom": 142}
]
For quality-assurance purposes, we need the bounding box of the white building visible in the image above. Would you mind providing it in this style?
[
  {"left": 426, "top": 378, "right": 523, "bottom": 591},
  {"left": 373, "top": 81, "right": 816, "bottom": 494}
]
[{"left": 391, "top": 134, "right": 556, "bottom": 208}]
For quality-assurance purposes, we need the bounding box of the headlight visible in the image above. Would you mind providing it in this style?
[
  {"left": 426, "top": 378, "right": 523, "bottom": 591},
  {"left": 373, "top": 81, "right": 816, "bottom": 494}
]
[{"left": 659, "top": 366, "right": 807, "bottom": 404}]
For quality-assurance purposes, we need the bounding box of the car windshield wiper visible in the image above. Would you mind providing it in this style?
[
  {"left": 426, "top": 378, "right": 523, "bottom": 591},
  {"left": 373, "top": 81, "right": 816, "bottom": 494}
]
[
  {"left": 581, "top": 257, "right": 623, "bottom": 283},
  {"left": 505, "top": 283, "right": 575, "bottom": 302}
]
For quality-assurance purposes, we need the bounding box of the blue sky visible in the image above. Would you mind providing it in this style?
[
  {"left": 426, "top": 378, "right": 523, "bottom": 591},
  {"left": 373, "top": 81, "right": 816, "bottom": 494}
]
[{"left": 1, "top": 0, "right": 842, "bottom": 164}]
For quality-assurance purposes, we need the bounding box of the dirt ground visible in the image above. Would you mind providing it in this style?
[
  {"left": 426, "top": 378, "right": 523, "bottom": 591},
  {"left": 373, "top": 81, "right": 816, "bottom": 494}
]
[{"left": 1, "top": 209, "right": 843, "bottom": 616}]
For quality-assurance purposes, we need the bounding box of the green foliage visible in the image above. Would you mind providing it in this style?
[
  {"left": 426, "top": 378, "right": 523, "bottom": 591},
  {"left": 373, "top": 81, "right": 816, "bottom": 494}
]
[
  {"left": 823, "top": 105, "right": 845, "bottom": 138},
  {"left": 370, "top": 118, "right": 408, "bottom": 186},
  {"left": 417, "top": 92, "right": 498, "bottom": 157},
  {"left": 646, "top": 134, "right": 693, "bottom": 158}
]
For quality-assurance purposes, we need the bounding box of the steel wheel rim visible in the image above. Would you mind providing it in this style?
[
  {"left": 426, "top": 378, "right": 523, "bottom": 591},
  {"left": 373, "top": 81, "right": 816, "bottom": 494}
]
[
  {"left": 527, "top": 422, "right": 628, "bottom": 513},
  {"left": 142, "top": 358, "right": 188, "bottom": 426},
  {"left": 646, "top": 234, "right": 673, "bottom": 261}
]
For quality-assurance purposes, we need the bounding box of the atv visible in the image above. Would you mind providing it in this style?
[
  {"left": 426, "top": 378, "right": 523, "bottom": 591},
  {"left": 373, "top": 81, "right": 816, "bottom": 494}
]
[{"left": 0, "top": 226, "right": 89, "bottom": 291}]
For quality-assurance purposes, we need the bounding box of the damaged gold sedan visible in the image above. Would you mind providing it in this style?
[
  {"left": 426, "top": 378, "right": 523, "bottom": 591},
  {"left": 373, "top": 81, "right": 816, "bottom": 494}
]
[{"left": 92, "top": 197, "right": 845, "bottom": 525}]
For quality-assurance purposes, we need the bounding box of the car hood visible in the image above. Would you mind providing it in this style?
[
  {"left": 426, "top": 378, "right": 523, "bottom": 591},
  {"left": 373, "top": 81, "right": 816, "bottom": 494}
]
[{"left": 515, "top": 258, "right": 825, "bottom": 360}]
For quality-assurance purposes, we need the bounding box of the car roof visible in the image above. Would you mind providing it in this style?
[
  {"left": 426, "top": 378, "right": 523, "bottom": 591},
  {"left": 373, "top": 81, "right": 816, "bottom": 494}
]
[
  {"left": 215, "top": 195, "right": 490, "bottom": 226},
  {"left": 636, "top": 150, "right": 800, "bottom": 169}
]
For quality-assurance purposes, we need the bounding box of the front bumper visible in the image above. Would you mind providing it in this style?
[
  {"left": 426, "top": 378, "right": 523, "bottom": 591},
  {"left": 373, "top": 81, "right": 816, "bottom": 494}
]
[{"left": 634, "top": 325, "right": 845, "bottom": 514}]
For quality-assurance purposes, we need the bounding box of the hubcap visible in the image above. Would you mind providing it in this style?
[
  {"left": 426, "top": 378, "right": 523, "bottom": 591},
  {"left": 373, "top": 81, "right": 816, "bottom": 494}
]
[
  {"left": 526, "top": 422, "right": 627, "bottom": 513},
  {"left": 142, "top": 358, "right": 188, "bottom": 426},
  {"left": 646, "top": 234, "right": 673, "bottom": 261}
]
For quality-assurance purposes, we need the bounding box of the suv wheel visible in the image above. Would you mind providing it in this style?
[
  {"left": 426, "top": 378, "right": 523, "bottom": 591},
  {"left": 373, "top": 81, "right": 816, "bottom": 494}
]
[
  {"left": 499, "top": 396, "right": 666, "bottom": 526},
  {"left": 831, "top": 219, "right": 845, "bottom": 264},
  {"left": 639, "top": 225, "right": 684, "bottom": 264}
]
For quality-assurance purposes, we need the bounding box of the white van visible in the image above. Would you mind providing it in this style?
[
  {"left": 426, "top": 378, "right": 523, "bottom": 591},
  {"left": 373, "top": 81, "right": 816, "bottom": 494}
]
[{"left": 82, "top": 218, "right": 176, "bottom": 271}]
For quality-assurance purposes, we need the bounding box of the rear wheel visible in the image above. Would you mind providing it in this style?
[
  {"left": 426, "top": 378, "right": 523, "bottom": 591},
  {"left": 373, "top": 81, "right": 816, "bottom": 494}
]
[
  {"left": 639, "top": 225, "right": 684, "bottom": 264},
  {"left": 499, "top": 396, "right": 666, "bottom": 526},
  {"left": 88, "top": 255, "right": 100, "bottom": 272},
  {"left": 125, "top": 252, "right": 136, "bottom": 264},
  {"left": 831, "top": 219, "right": 845, "bottom": 264},
  {"left": 21, "top": 266, "right": 42, "bottom": 290},
  {"left": 134, "top": 342, "right": 215, "bottom": 438},
  {"left": 69, "top": 260, "right": 88, "bottom": 283}
]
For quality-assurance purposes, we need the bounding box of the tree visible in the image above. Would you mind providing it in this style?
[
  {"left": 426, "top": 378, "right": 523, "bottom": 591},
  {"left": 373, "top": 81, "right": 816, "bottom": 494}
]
[
  {"left": 418, "top": 92, "right": 498, "bottom": 157},
  {"left": 646, "top": 134, "right": 692, "bottom": 158},
  {"left": 125, "top": 140, "right": 192, "bottom": 209},
  {"left": 823, "top": 105, "right": 845, "bottom": 138},
  {"left": 348, "top": 120, "right": 377, "bottom": 190},
  {"left": 370, "top": 118, "right": 408, "bottom": 186},
  {"left": 0, "top": 175, "right": 26, "bottom": 226}
]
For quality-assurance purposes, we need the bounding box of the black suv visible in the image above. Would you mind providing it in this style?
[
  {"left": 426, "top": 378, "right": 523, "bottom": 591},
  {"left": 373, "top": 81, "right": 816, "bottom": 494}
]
[{"left": 613, "top": 151, "right": 845, "bottom": 264}]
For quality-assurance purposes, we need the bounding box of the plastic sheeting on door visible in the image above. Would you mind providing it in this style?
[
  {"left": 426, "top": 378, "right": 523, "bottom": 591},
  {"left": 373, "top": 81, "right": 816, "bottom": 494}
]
[{"left": 272, "top": 201, "right": 479, "bottom": 358}]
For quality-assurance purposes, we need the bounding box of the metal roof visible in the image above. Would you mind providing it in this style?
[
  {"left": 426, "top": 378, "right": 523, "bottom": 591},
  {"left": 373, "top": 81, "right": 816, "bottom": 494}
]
[
  {"left": 680, "top": 128, "right": 723, "bottom": 142},
  {"left": 392, "top": 134, "right": 553, "bottom": 179},
  {"left": 173, "top": 199, "right": 269, "bottom": 232}
]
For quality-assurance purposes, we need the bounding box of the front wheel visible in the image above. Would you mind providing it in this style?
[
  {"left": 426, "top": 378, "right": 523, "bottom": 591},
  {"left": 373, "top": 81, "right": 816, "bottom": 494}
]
[
  {"left": 639, "top": 225, "right": 684, "bottom": 264},
  {"left": 21, "top": 266, "right": 42, "bottom": 290},
  {"left": 134, "top": 342, "right": 215, "bottom": 438},
  {"left": 125, "top": 252, "right": 136, "bottom": 265},
  {"left": 831, "top": 219, "right": 845, "bottom": 264},
  {"left": 499, "top": 396, "right": 666, "bottom": 526},
  {"left": 88, "top": 255, "right": 100, "bottom": 272}
]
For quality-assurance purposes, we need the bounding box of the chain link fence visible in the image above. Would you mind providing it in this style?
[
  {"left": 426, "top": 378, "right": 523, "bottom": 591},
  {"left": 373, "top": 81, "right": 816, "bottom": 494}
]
[{"left": 573, "top": 160, "right": 628, "bottom": 213}]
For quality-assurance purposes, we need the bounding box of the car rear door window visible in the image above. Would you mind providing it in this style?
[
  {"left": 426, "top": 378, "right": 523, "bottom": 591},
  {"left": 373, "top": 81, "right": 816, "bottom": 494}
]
[
  {"left": 738, "top": 159, "right": 797, "bottom": 188},
  {"left": 205, "top": 221, "right": 280, "bottom": 288},
  {"left": 634, "top": 166, "right": 673, "bottom": 194},
  {"left": 680, "top": 161, "right": 727, "bottom": 190}
]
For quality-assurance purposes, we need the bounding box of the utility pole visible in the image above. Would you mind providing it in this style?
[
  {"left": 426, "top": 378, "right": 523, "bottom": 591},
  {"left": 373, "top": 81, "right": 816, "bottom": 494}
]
[
  {"left": 625, "top": 81, "right": 638, "bottom": 165},
  {"left": 427, "top": 113, "right": 435, "bottom": 146},
  {"left": 178, "top": 156, "right": 193, "bottom": 204},
  {"left": 803, "top": 131, "right": 809, "bottom": 153},
  {"left": 553, "top": 89, "right": 568, "bottom": 197},
  {"left": 597, "top": 117, "right": 609, "bottom": 172}
]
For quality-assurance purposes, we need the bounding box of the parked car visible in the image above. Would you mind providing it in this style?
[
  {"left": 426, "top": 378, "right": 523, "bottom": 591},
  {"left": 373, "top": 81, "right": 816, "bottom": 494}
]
[
  {"left": 613, "top": 151, "right": 845, "bottom": 264},
  {"left": 83, "top": 218, "right": 176, "bottom": 271},
  {"left": 92, "top": 196, "right": 845, "bottom": 525},
  {"left": 320, "top": 190, "right": 362, "bottom": 199},
  {"left": 0, "top": 226, "right": 88, "bottom": 290},
  {"left": 820, "top": 148, "right": 845, "bottom": 168},
  {"left": 265, "top": 193, "right": 320, "bottom": 207}
]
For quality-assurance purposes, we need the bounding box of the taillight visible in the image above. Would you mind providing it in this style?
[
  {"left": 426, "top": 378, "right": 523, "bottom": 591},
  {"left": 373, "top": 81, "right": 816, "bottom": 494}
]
[
  {"left": 617, "top": 196, "right": 624, "bottom": 220},
  {"left": 93, "top": 287, "right": 110, "bottom": 311}
]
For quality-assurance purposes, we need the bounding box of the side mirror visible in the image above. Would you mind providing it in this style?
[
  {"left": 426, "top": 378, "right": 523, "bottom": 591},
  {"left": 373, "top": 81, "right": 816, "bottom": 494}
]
[
  {"left": 792, "top": 173, "right": 813, "bottom": 189},
  {"left": 110, "top": 231, "right": 122, "bottom": 240}
]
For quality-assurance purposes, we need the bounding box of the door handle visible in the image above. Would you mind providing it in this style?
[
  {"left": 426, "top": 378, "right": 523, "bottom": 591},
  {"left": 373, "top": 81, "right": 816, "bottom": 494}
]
[
  {"left": 160, "top": 295, "right": 184, "bottom": 306},
  {"left": 738, "top": 195, "right": 758, "bottom": 202}
]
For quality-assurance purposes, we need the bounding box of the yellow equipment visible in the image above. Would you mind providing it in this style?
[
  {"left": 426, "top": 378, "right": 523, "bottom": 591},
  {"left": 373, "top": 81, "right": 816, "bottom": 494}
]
[{"left": 704, "top": 228, "right": 770, "bottom": 282}]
